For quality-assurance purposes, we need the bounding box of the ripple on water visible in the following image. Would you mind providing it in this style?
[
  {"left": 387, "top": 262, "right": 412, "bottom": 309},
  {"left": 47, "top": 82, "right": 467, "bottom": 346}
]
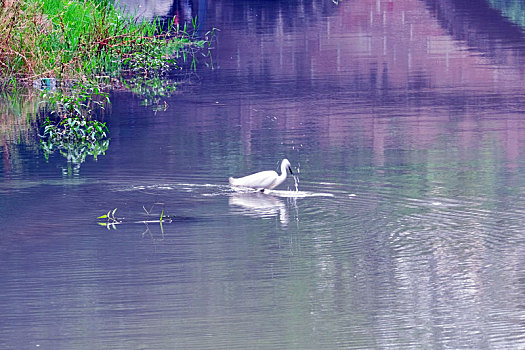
[
  {"left": 361, "top": 187, "right": 525, "bottom": 348},
  {"left": 388, "top": 193, "right": 525, "bottom": 258}
]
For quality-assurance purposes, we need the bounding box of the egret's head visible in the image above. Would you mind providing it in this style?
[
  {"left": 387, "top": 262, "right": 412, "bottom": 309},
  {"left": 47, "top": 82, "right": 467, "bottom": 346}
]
[{"left": 282, "top": 158, "right": 293, "bottom": 175}]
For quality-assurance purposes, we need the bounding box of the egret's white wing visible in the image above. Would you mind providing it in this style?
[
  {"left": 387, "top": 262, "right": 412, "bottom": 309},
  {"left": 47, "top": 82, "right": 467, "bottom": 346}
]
[{"left": 229, "top": 170, "right": 279, "bottom": 189}]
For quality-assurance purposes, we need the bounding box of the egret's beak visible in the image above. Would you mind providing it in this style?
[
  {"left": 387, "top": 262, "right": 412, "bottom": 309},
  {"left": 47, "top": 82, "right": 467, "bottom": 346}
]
[{"left": 288, "top": 166, "right": 294, "bottom": 175}]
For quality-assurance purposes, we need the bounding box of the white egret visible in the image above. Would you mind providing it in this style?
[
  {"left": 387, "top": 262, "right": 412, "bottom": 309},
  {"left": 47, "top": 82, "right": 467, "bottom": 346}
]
[{"left": 229, "top": 159, "right": 294, "bottom": 190}]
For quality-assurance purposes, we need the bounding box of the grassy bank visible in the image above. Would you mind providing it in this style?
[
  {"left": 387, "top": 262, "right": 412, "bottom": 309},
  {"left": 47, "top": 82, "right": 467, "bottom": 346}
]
[
  {"left": 0, "top": 0, "right": 206, "bottom": 88},
  {"left": 1, "top": 0, "right": 212, "bottom": 173}
]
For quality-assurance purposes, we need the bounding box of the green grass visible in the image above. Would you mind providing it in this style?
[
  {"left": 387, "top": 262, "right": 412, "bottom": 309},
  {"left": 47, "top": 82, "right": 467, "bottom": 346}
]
[{"left": 0, "top": 0, "right": 207, "bottom": 88}]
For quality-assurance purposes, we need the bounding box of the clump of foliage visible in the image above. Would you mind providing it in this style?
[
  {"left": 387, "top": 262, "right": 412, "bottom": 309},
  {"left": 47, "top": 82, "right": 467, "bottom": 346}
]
[
  {"left": 40, "top": 84, "right": 110, "bottom": 165},
  {"left": 40, "top": 115, "right": 109, "bottom": 163},
  {"left": 120, "top": 17, "right": 213, "bottom": 109},
  {"left": 42, "top": 83, "right": 110, "bottom": 118},
  {"left": 0, "top": 0, "right": 209, "bottom": 89}
]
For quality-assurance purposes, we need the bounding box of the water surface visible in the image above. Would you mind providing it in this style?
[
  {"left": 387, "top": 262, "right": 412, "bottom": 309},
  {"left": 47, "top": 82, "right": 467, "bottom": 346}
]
[{"left": 1, "top": 0, "right": 524, "bottom": 349}]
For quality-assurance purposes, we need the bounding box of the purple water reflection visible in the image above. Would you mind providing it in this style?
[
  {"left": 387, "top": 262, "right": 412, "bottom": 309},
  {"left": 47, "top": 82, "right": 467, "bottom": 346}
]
[{"left": 1, "top": 0, "right": 524, "bottom": 349}]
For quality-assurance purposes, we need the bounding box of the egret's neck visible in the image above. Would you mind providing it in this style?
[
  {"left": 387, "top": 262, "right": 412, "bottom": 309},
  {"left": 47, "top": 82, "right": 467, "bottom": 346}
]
[{"left": 280, "top": 164, "right": 288, "bottom": 177}]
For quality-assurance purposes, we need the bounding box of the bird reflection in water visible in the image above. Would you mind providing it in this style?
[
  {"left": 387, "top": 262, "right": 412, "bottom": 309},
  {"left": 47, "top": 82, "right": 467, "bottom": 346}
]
[{"left": 229, "top": 191, "right": 291, "bottom": 226}]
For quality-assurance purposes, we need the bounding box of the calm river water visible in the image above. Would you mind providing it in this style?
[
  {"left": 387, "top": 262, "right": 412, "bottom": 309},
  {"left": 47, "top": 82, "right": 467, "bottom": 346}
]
[{"left": 1, "top": 0, "right": 525, "bottom": 349}]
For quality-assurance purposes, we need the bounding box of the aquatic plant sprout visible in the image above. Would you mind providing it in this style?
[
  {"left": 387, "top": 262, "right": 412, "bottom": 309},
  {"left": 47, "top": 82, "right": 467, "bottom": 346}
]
[{"left": 97, "top": 205, "right": 173, "bottom": 237}]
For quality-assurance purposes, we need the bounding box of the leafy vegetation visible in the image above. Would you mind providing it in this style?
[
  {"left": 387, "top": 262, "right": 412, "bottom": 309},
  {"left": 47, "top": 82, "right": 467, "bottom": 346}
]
[
  {"left": 0, "top": 0, "right": 212, "bottom": 88},
  {"left": 40, "top": 115, "right": 109, "bottom": 163},
  {"left": 1, "top": 0, "right": 214, "bottom": 175},
  {"left": 39, "top": 82, "right": 110, "bottom": 166},
  {"left": 0, "top": 0, "right": 214, "bottom": 173}
]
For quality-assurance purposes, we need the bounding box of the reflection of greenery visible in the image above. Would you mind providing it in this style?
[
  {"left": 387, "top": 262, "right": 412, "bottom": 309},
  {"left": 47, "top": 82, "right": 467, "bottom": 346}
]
[
  {"left": 0, "top": 83, "right": 110, "bottom": 175},
  {"left": 0, "top": 89, "right": 40, "bottom": 146},
  {"left": 0, "top": 89, "right": 41, "bottom": 174},
  {"left": 120, "top": 21, "right": 215, "bottom": 110},
  {"left": 40, "top": 116, "right": 109, "bottom": 164},
  {"left": 123, "top": 75, "right": 178, "bottom": 111},
  {"left": 488, "top": 0, "right": 525, "bottom": 28},
  {"left": 42, "top": 84, "right": 109, "bottom": 119},
  {"left": 39, "top": 83, "right": 110, "bottom": 174}
]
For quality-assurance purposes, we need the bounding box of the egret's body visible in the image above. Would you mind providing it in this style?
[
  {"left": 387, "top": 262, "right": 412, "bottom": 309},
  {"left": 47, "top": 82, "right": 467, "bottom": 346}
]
[{"left": 229, "top": 159, "right": 293, "bottom": 190}]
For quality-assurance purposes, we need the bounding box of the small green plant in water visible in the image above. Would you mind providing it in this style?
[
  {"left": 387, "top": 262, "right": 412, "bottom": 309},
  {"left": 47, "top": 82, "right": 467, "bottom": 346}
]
[
  {"left": 98, "top": 208, "right": 121, "bottom": 230},
  {"left": 97, "top": 204, "right": 172, "bottom": 239}
]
